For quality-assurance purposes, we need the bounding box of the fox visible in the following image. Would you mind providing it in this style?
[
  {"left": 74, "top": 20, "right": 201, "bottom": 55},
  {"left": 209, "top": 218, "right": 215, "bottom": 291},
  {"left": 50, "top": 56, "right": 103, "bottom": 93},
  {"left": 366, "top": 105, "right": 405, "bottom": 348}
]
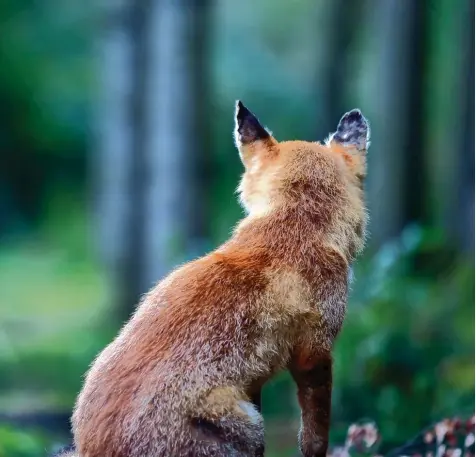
[{"left": 66, "top": 101, "right": 370, "bottom": 457}]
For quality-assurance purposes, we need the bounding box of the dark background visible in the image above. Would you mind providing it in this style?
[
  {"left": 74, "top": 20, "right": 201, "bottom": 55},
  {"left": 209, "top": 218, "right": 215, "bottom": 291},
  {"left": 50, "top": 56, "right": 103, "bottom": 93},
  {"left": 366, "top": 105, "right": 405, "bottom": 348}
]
[{"left": 0, "top": 1, "right": 474, "bottom": 456}]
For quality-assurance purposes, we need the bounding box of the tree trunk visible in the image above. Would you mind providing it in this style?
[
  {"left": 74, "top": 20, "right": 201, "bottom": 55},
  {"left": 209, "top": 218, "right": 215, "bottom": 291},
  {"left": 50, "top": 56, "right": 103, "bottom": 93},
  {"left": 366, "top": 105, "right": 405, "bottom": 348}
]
[
  {"left": 425, "top": 0, "right": 474, "bottom": 254},
  {"left": 94, "top": 0, "right": 211, "bottom": 322},
  {"left": 449, "top": 0, "right": 474, "bottom": 254},
  {"left": 142, "top": 0, "right": 210, "bottom": 290},
  {"left": 359, "top": 0, "right": 428, "bottom": 248},
  {"left": 93, "top": 0, "right": 134, "bottom": 275},
  {"left": 119, "top": 0, "right": 152, "bottom": 320},
  {"left": 313, "top": 0, "right": 365, "bottom": 141}
]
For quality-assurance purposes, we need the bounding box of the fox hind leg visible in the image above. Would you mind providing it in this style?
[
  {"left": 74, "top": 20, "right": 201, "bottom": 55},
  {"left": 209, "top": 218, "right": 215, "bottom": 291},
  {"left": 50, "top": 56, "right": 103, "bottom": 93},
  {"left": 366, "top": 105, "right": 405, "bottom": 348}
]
[
  {"left": 190, "top": 392, "right": 265, "bottom": 457},
  {"left": 190, "top": 415, "right": 264, "bottom": 457}
]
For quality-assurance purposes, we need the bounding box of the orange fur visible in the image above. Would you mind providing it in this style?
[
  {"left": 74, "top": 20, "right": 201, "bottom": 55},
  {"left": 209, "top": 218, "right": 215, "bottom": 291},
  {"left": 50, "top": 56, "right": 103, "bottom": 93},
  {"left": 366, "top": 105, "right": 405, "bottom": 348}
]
[{"left": 71, "top": 103, "right": 370, "bottom": 457}]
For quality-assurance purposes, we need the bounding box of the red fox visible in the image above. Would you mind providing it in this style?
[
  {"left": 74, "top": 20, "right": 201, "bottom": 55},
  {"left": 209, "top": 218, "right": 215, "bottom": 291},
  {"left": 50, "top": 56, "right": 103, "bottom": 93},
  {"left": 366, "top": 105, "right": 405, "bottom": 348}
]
[{"left": 68, "top": 101, "right": 370, "bottom": 457}]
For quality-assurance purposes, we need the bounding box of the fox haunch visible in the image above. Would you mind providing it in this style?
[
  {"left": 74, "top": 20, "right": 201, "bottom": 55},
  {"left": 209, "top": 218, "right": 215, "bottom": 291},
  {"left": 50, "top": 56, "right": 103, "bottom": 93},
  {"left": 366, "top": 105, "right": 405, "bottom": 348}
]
[{"left": 71, "top": 101, "right": 370, "bottom": 457}]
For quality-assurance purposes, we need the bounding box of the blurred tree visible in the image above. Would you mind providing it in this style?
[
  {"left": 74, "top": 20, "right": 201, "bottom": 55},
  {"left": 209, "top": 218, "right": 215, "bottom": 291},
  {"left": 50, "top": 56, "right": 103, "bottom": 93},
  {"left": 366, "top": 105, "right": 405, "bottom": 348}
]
[
  {"left": 427, "top": 0, "right": 474, "bottom": 254},
  {"left": 458, "top": 0, "right": 475, "bottom": 254},
  {"left": 93, "top": 0, "right": 135, "bottom": 311},
  {"left": 313, "top": 0, "right": 365, "bottom": 141},
  {"left": 359, "top": 0, "right": 428, "bottom": 248},
  {"left": 94, "top": 0, "right": 211, "bottom": 321},
  {"left": 141, "top": 0, "right": 211, "bottom": 290}
]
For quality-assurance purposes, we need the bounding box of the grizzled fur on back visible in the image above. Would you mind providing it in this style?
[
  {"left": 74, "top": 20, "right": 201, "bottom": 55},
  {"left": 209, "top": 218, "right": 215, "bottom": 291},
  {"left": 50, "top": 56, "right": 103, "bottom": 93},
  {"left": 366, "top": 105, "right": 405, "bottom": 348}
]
[{"left": 71, "top": 101, "right": 370, "bottom": 457}]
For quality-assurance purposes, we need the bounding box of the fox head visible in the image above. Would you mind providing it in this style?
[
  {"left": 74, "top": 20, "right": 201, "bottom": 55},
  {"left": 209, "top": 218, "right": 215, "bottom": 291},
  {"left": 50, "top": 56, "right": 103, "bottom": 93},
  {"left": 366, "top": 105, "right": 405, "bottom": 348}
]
[{"left": 234, "top": 101, "right": 370, "bottom": 258}]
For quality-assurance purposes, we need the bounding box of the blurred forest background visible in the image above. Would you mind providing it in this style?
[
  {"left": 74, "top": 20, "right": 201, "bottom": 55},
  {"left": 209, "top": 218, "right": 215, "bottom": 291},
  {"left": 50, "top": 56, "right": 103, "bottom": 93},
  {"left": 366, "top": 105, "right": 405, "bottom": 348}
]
[{"left": 0, "top": 0, "right": 474, "bottom": 456}]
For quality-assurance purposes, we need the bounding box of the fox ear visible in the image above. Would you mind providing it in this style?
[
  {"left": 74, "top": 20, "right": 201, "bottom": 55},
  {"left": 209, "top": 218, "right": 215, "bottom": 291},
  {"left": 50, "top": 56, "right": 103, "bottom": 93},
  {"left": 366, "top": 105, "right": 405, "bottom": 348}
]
[
  {"left": 234, "top": 101, "right": 275, "bottom": 167},
  {"left": 329, "top": 109, "right": 370, "bottom": 152},
  {"left": 234, "top": 101, "right": 271, "bottom": 147}
]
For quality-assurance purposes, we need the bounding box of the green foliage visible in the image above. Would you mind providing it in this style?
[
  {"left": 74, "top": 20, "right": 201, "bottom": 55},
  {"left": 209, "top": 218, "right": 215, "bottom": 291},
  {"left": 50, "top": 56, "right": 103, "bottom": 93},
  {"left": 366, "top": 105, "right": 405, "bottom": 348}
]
[
  {"left": 0, "top": 426, "right": 48, "bottom": 457},
  {"left": 332, "top": 225, "right": 474, "bottom": 449}
]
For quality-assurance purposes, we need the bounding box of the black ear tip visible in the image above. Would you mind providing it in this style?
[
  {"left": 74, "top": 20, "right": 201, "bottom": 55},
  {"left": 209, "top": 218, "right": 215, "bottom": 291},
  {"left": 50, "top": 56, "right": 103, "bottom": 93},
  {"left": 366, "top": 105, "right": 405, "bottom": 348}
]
[
  {"left": 235, "top": 100, "right": 253, "bottom": 123},
  {"left": 340, "top": 109, "right": 367, "bottom": 125}
]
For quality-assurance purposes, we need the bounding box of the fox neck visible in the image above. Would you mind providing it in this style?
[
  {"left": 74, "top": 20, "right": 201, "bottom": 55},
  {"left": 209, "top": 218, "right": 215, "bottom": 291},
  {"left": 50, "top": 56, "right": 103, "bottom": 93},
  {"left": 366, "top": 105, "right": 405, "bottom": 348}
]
[{"left": 232, "top": 205, "right": 365, "bottom": 265}]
